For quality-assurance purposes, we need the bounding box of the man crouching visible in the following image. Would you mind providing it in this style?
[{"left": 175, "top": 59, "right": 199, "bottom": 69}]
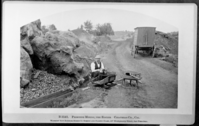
[{"left": 90, "top": 55, "right": 106, "bottom": 80}]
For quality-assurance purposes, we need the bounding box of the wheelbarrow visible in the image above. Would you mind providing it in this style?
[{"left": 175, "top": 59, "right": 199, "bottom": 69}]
[
  {"left": 92, "top": 71, "right": 116, "bottom": 89},
  {"left": 120, "top": 71, "right": 142, "bottom": 89}
]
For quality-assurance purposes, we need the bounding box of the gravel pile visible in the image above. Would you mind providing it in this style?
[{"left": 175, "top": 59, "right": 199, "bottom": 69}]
[{"left": 20, "top": 69, "right": 74, "bottom": 104}]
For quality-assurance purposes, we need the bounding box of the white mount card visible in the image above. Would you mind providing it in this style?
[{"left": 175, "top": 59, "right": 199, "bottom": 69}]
[{"left": 2, "top": 2, "right": 196, "bottom": 125}]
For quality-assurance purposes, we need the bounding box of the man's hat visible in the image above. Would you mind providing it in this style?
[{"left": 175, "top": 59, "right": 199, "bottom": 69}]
[{"left": 95, "top": 55, "right": 101, "bottom": 59}]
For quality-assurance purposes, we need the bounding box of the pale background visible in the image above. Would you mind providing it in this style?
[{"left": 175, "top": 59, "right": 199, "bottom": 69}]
[{"left": 40, "top": 8, "right": 178, "bottom": 32}]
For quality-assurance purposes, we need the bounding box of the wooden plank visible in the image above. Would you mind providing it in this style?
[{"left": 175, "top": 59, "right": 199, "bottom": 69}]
[
  {"left": 31, "top": 91, "right": 75, "bottom": 108},
  {"left": 21, "top": 89, "right": 72, "bottom": 107},
  {"left": 33, "top": 71, "right": 41, "bottom": 79},
  {"left": 123, "top": 78, "right": 139, "bottom": 88},
  {"left": 93, "top": 74, "right": 116, "bottom": 85}
]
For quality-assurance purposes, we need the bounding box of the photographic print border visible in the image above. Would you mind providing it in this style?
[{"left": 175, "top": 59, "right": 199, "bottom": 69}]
[{"left": 1, "top": 0, "right": 195, "bottom": 125}]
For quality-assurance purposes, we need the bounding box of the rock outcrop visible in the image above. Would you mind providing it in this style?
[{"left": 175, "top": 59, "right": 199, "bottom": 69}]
[
  {"left": 44, "top": 30, "right": 80, "bottom": 49},
  {"left": 20, "top": 19, "right": 43, "bottom": 40},
  {"left": 20, "top": 47, "right": 33, "bottom": 87},
  {"left": 21, "top": 37, "right": 33, "bottom": 55},
  {"left": 20, "top": 19, "right": 43, "bottom": 88},
  {"left": 29, "top": 30, "right": 84, "bottom": 78},
  {"left": 41, "top": 24, "right": 57, "bottom": 34},
  {"left": 20, "top": 19, "right": 93, "bottom": 88}
]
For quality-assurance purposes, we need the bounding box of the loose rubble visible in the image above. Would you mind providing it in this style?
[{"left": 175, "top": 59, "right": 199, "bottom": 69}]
[{"left": 20, "top": 69, "right": 74, "bottom": 103}]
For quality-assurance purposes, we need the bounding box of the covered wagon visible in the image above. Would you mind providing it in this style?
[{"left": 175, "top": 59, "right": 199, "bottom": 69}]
[{"left": 131, "top": 27, "right": 156, "bottom": 57}]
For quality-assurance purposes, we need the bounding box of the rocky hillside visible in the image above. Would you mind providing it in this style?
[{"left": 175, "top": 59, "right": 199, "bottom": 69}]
[
  {"left": 20, "top": 20, "right": 94, "bottom": 88},
  {"left": 20, "top": 22, "right": 116, "bottom": 104},
  {"left": 72, "top": 28, "right": 114, "bottom": 55},
  {"left": 155, "top": 31, "right": 178, "bottom": 55},
  {"left": 153, "top": 31, "right": 178, "bottom": 67}
]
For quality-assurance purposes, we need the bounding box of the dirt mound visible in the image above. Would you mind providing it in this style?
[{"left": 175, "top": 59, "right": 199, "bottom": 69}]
[
  {"left": 72, "top": 29, "right": 96, "bottom": 45},
  {"left": 92, "top": 36, "right": 113, "bottom": 54},
  {"left": 155, "top": 32, "right": 178, "bottom": 55},
  {"left": 154, "top": 32, "right": 178, "bottom": 66},
  {"left": 74, "top": 44, "right": 96, "bottom": 59},
  {"left": 72, "top": 29, "right": 113, "bottom": 54},
  {"left": 72, "top": 29, "right": 109, "bottom": 57}
]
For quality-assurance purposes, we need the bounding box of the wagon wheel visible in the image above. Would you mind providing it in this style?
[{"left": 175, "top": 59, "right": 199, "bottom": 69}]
[
  {"left": 131, "top": 48, "right": 136, "bottom": 58},
  {"left": 132, "top": 50, "right": 136, "bottom": 58},
  {"left": 152, "top": 46, "right": 156, "bottom": 58},
  {"left": 132, "top": 46, "right": 138, "bottom": 58},
  {"left": 146, "top": 49, "right": 152, "bottom": 56}
]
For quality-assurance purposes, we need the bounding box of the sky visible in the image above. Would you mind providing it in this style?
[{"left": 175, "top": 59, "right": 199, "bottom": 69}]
[{"left": 40, "top": 8, "right": 178, "bottom": 33}]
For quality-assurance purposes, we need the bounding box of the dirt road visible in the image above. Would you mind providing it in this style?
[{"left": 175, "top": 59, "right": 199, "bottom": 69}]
[{"left": 101, "top": 40, "right": 178, "bottom": 108}]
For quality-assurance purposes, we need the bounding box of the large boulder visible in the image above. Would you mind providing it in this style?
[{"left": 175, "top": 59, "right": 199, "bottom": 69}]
[
  {"left": 154, "top": 46, "right": 167, "bottom": 57},
  {"left": 21, "top": 37, "right": 33, "bottom": 55},
  {"left": 21, "top": 20, "right": 87, "bottom": 83},
  {"left": 49, "top": 49, "right": 84, "bottom": 75},
  {"left": 74, "top": 44, "right": 96, "bottom": 59},
  {"left": 73, "top": 54, "right": 93, "bottom": 77},
  {"left": 45, "top": 24, "right": 57, "bottom": 31},
  {"left": 41, "top": 24, "right": 57, "bottom": 35},
  {"left": 45, "top": 31, "right": 59, "bottom": 42},
  {"left": 59, "top": 31, "right": 80, "bottom": 48},
  {"left": 44, "top": 31, "right": 80, "bottom": 49},
  {"left": 20, "top": 19, "right": 42, "bottom": 88},
  {"left": 20, "top": 47, "right": 33, "bottom": 87},
  {"left": 20, "top": 19, "right": 43, "bottom": 40},
  {"left": 30, "top": 35, "right": 84, "bottom": 79}
]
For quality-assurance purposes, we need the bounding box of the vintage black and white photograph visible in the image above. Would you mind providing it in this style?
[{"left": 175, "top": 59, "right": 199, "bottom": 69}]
[
  {"left": 3, "top": 1, "right": 197, "bottom": 124},
  {"left": 20, "top": 8, "right": 178, "bottom": 108}
]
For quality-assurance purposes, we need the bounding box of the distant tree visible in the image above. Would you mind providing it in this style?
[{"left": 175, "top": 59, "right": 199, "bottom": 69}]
[
  {"left": 105, "top": 23, "right": 114, "bottom": 35},
  {"left": 84, "top": 20, "right": 93, "bottom": 32},
  {"left": 95, "top": 24, "right": 102, "bottom": 36},
  {"left": 96, "top": 24, "right": 100, "bottom": 30},
  {"left": 96, "top": 23, "right": 114, "bottom": 36},
  {"left": 81, "top": 25, "right": 84, "bottom": 30}
]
